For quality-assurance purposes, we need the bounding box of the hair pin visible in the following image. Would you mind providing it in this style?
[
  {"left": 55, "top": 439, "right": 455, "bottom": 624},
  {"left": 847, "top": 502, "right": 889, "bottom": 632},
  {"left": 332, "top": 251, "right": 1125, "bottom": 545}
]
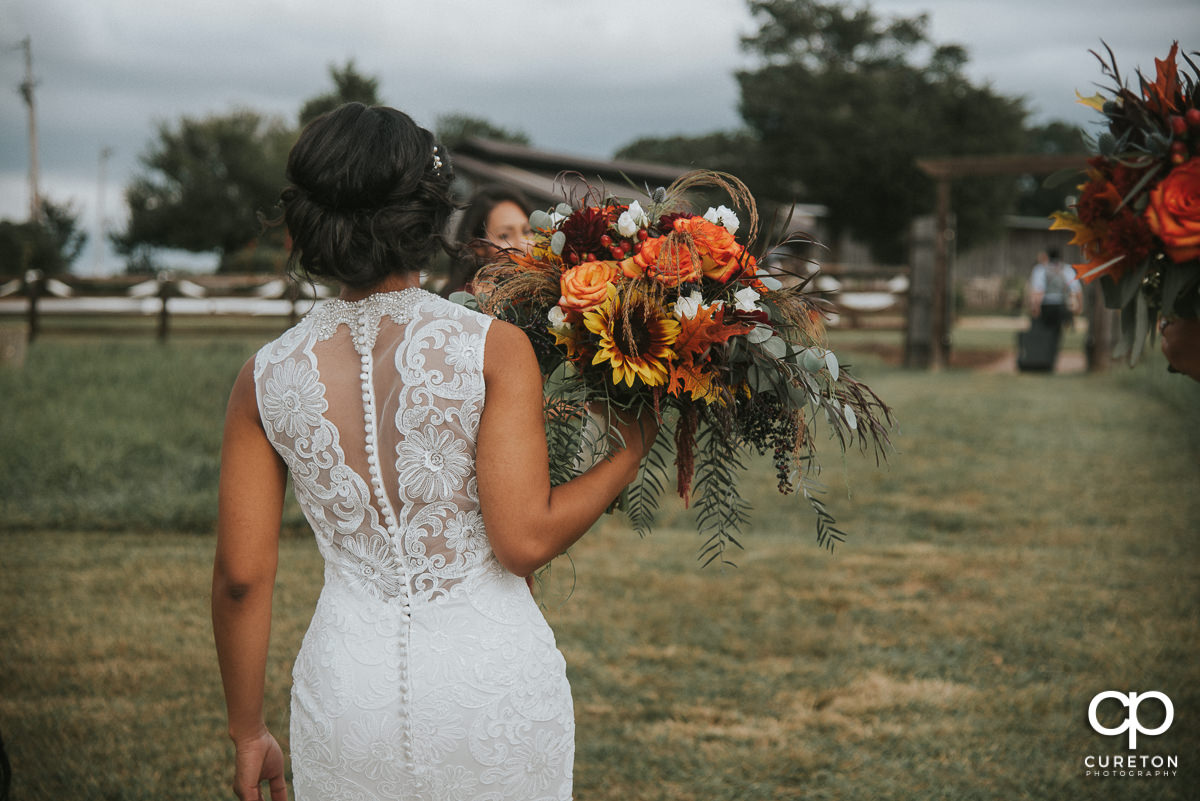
[{"left": 431, "top": 146, "right": 444, "bottom": 175}]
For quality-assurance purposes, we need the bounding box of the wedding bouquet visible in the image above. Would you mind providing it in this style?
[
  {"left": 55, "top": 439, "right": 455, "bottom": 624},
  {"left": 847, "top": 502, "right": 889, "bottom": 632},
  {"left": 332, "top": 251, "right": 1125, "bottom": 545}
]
[
  {"left": 1050, "top": 42, "right": 1200, "bottom": 363},
  {"left": 457, "top": 172, "right": 892, "bottom": 565}
]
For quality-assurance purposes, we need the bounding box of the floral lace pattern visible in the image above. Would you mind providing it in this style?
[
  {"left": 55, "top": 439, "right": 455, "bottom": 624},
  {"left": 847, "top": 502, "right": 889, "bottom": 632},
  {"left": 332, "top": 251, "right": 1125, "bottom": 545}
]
[{"left": 255, "top": 290, "right": 574, "bottom": 800}]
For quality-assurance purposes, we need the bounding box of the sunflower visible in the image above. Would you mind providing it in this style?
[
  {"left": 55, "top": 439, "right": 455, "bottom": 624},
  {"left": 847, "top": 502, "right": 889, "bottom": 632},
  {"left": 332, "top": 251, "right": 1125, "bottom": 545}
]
[{"left": 584, "top": 285, "right": 680, "bottom": 387}]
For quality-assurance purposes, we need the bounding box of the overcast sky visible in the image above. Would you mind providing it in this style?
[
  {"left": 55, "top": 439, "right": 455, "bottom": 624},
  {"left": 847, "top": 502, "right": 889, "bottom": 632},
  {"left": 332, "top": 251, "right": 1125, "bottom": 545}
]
[{"left": 2, "top": 0, "right": 1198, "bottom": 273}]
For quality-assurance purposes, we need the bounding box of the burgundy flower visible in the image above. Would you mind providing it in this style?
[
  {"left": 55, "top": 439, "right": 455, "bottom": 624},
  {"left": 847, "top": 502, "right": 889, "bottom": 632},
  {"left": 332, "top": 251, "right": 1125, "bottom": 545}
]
[
  {"left": 656, "top": 212, "right": 691, "bottom": 233},
  {"left": 1102, "top": 209, "right": 1155, "bottom": 267},
  {"left": 560, "top": 207, "right": 609, "bottom": 262}
]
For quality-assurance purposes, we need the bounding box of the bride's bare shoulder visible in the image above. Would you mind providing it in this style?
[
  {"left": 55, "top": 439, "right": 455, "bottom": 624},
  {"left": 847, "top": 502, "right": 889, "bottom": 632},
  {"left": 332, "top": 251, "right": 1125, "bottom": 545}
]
[{"left": 483, "top": 320, "right": 536, "bottom": 373}]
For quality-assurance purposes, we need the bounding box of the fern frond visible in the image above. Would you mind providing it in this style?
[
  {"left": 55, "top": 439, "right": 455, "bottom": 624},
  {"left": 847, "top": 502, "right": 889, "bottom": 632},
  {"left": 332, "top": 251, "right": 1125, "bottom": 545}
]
[
  {"left": 800, "top": 472, "right": 847, "bottom": 551},
  {"left": 692, "top": 422, "right": 751, "bottom": 567},
  {"left": 623, "top": 433, "right": 673, "bottom": 537}
]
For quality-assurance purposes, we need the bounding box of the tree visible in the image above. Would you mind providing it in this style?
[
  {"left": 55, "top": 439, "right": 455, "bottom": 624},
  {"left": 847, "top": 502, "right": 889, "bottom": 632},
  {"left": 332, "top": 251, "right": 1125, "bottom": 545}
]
[
  {"left": 435, "top": 113, "right": 531, "bottom": 151},
  {"left": 299, "top": 61, "right": 383, "bottom": 126},
  {"left": 1015, "top": 121, "right": 1087, "bottom": 217},
  {"left": 114, "top": 110, "right": 293, "bottom": 264},
  {"left": 0, "top": 198, "right": 87, "bottom": 276},
  {"left": 614, "top": 130, "right": 760, "bottom": 176},
  {"left": 738, "top": 0, "right": 1028, "bottom": 262}
]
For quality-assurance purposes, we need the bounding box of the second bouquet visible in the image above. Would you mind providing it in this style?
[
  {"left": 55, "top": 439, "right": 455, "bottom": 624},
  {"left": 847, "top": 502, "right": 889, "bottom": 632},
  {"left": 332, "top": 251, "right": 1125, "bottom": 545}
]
[{"left": 460, "top": 171, "right": 893, "bottom": 565}]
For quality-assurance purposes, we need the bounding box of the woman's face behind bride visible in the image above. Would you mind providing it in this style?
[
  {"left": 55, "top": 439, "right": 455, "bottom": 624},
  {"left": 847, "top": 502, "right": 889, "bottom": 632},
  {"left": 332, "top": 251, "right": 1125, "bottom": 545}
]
[{"left": 483, "top": 201, "right": 533, "bottom": 254}]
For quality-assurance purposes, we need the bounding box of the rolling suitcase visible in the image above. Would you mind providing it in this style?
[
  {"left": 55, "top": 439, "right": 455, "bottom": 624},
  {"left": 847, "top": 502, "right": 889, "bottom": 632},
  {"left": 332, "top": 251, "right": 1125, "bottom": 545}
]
[{"left": 1017, "top": 318, "right": 1060, "bottom": 372}]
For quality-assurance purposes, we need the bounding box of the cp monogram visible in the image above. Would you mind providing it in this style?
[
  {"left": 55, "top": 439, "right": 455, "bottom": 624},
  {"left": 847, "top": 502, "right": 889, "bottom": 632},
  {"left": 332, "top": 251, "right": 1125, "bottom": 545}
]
[{"left": 1088, "top": 691, "right": 1174, "bottom": 749}]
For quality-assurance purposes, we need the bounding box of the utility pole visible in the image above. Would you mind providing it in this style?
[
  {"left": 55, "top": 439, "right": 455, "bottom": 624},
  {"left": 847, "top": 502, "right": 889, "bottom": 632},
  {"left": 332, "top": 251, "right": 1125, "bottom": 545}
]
[
  {"left": 95, "top": 146, "right": 114, "bottom": 274},
  {"left": 17, "top": 36, "right": 41, "bottom": 224}
]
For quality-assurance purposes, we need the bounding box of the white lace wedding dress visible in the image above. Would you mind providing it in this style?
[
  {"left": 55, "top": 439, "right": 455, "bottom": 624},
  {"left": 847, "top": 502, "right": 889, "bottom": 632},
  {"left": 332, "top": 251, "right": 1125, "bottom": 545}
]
[{"left": 253, "top": 288, "right": 575, "bottom": 800}]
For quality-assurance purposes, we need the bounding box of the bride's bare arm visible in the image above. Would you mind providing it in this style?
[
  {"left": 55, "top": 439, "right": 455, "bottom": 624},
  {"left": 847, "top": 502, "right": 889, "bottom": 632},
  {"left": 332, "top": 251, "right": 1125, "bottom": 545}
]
[
  {"left": 477, "top": 321, "right": 656, "bottom": 576},
  {"left": 212, "top": 358, "right": 289, "bottom": 801}
]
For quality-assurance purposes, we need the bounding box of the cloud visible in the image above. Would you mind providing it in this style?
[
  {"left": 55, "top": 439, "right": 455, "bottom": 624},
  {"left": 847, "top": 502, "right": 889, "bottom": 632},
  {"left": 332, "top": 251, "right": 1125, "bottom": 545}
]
[{"left": 1, "top": 0, "right": 1196, "bottom": 274}]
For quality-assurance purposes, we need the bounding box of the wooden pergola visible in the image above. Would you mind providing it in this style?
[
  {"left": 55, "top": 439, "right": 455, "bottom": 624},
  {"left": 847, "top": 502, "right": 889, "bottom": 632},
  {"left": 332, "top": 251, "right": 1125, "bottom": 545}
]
[{"left": 912, "top": 153, "right": 1091, "bottom": 370}]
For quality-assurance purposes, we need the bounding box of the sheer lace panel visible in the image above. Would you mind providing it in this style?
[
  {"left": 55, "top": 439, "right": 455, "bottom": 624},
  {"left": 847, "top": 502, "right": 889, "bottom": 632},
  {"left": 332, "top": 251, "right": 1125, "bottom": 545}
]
[{"left": 254, "top": 289, "right": 495, "bottom": 604}]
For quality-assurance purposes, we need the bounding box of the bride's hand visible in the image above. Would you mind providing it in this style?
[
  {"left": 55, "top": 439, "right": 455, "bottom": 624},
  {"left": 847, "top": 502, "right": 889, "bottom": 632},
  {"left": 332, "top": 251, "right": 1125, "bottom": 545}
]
[
  {"left": 610, "top": 406, "right": 660, "bottom": 460},
  {"left": 231, "top": 729, "right": 288, "bottom": 801}
]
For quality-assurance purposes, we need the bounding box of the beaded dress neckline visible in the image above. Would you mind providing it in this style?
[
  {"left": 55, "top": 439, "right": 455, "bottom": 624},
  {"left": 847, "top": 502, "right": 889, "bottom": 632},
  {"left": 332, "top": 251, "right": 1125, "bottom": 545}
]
[{"left": 307, "top": 286, "right": 429, "bottom": 349}]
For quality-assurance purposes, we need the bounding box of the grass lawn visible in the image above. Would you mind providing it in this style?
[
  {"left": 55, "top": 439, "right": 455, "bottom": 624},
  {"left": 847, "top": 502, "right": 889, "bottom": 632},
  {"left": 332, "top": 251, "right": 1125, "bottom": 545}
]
[{"left": 1, "top": 326, "right": 1197, "bottom": 800}]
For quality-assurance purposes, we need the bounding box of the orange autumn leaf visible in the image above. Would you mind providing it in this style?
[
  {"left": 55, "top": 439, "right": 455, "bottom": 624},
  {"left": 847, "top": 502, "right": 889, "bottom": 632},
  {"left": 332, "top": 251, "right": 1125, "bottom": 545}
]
[
  {"left": 1145, "top": 42, "right": 1181, "bottom": 115},
  {"left": 667, "top": 304, "right": 753, "bottom": 402},
  {"left": 673, "top": 303, "right": 752, "bottom": 361},
  {"left": 667, "top": 358, "right": 718, "bottom": 402}
]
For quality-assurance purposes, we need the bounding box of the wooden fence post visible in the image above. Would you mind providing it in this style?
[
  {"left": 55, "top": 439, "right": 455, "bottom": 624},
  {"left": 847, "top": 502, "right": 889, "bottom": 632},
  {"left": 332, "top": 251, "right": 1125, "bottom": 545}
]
[
  {"left": 156, "top": 272, "right": 172, "bottom": 342},
  {"left": 24, "top": 269, "right": 42, "bottom": 344},
  {"left": 1084, "top": 283, "right": 1117, "bottom": 372},
  {"left": 904, "top": 218, "right": 936, "bottom": 369}
]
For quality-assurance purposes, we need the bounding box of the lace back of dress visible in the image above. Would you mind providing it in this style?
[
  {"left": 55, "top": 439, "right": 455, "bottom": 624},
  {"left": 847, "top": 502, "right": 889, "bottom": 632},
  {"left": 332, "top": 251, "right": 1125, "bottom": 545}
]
[{"left": 255, "top": 291, "right": 493, "bottom": 605}]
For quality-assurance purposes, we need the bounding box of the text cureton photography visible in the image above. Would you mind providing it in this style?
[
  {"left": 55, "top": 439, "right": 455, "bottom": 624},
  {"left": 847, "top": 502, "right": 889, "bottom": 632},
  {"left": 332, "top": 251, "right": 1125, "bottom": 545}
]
[{"left": 1083, "top": 691, "right": 1180, "bottom": 779}]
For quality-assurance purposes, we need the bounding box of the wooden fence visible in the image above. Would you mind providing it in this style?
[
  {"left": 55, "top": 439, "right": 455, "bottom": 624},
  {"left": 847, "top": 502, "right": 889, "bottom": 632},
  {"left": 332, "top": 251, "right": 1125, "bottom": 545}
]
[{"left": 0, "top": 271, "right": 332, "bottom": 346}]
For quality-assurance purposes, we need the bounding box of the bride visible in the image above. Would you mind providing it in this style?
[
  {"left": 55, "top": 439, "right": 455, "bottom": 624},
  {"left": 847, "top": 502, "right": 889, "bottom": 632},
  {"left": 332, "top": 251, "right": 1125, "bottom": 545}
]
[{"left": 212, "top": 102, "right": 657, "bottom": 801}]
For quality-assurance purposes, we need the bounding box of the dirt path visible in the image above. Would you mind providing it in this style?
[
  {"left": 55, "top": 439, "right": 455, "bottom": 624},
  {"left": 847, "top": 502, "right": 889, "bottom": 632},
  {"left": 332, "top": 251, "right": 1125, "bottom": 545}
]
[{"left": 979, "top": 349, "right": 1087, "bottom": 374}]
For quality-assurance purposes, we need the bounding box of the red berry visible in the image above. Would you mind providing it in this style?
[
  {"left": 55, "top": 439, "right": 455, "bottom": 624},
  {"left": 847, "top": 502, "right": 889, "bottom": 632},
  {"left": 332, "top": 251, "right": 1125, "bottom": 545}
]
[
  {"left": 637, "top": 230, "right": 649, "bottom": 241},
  {"left": 1171, "top": 141, "right": 1189, "bottom": 164},
  {"left": 610, "top": 247, "right": 623, "bottom": 260},
  {"left": 568, "top": 252, "right": 579, "bottom": 265},
  {"left": 600, "top": 234, "right": 612, "bottom": 248},
  {"left": 1187, "top": 108, "right": 1200, "bottom": 128},
  {"left": 585, "top": 253, "right": 596, "bottom": 262},
  {"left": 1171, "top": 115, "right": 1188, "bottom": 136}
]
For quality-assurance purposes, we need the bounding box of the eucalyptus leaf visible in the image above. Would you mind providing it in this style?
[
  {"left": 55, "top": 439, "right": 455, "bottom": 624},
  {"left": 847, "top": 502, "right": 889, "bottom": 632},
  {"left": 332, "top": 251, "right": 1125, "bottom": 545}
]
[
  {"left": 825, "top": 350, "right": 840, "bottom": 382},
  {"left": 1161, "top": 262, "right": 1185, "bottom": 317},
  {"left": 555, "top": 203, "right": 573, "bottom": 218},
  {"left": 550, "top": 231, "right": 566, "bottom": 256},
  {"left": 529, "top": 209, "right": 553, "bottom": 230},
  {"left": 762, "top": 335, "right": 787, "bottom": 359},
  {"left": 748, "top": 362, "right": 779, "bottom": 393},
  {"left": 448, "top": 291, "right": 478, "bottom": 310},
  {"left": 1129, "top": 289, "right": 1150, "bottom": 366},
  {"left": 727, "top": 336, "right": 745, "bottom": 361},
  {"left": 786, "top": 380, "right": 810, "bottom": 407},
  {"left": 1115, "top": 300, "right": 1137, "bottom": 360},
  {"left": 844, "top": 403, "right": 858, "bottom": 431},
  {"left": 801, "top": 348, "right": 825, "bottom": 373},
  {"left": 1117, "top": 262, "right": 1150, "bottom": 308}
]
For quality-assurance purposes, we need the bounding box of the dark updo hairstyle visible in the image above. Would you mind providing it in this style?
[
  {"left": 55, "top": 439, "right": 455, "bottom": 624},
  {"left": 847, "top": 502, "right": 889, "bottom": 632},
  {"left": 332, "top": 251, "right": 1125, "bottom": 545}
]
[{"left": 280, "top": 102, "right": 455, "bottom": 288}]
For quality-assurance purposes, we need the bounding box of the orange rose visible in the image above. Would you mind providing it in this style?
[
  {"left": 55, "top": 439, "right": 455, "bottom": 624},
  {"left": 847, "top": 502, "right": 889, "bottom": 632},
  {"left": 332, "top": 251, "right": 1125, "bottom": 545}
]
[
  {"left": 617, "top": 236, "right": 697, "bottom": 286},
  {"left": 647, "top": 237, "right": 701, "bottom": 287},
  {"left": 1146, "top": 158, "right": 1200, "bottom": 263},
  {"left": 618, "top": 253, "right": 647, "bottom": 279},
  {"left": 559, "top": 261, "right": 617, "bottom": 312},
  {"left": 673, "top": 216, "right": 748, "bottom": 282}
]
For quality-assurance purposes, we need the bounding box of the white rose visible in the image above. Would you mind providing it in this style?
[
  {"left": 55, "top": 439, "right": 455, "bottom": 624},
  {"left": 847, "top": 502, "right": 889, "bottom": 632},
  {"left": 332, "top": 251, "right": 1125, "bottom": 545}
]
[
  {"left": 703, "top": 204, "right": 740, "bottom": 234},
  {"left": 627, "top": 200, "right": 649, "bottom": 226},
  {"left": 547, "top": 305, "right": 568, "bottom": 328},
  {"left": 673, "top": 290, "right": 704, "bottom": 319},
  {"left": 733, "top": 286, "right": 760, "bottom": 312},
  {"left": 617, "top": 211, "right": 639, "bottom": 238}
]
